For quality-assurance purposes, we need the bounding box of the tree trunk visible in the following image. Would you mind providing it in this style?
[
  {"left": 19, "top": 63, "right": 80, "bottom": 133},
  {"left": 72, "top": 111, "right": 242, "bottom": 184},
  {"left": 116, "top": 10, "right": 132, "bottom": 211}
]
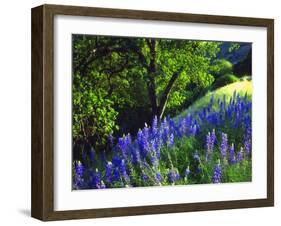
[
  {"left": 141, "top": 39, "right": 183, "bottom": 120},
  {"left": 157, "top": 68, "right": 183, "bottom": 119},
  {"left": 146, "top": 39, "right": 159, "bottom": 118}
]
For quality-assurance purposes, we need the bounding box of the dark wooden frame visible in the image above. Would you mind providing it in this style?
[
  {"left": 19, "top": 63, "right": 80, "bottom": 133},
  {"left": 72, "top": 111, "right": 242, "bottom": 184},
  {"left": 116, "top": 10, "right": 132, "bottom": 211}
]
[{"left": 31, "top": 4, "right": 274, "bottom": 221}]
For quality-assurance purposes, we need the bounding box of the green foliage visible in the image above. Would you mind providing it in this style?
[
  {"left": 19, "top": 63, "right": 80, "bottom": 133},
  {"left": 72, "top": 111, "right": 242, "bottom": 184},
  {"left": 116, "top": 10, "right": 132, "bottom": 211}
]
[
  {"left": 223, "top": 160, "right": 252, "bottom": 182},
  {"left": 228, "top": 43, "right": 240, "bottom": 52},
  {"left": 156, "top": 41, "right": 218, "bottom": 116},
  {"left": 212, "top": 74, "right": 239, "bottom": 90},
  {"left": 209, "top": 59, "right": 233, "bottom": 78},
  {"left": 72, "top": 35, "right": 222, "bottom": 151},
  {"left": 72, "top": 75, "right": 118, "bottom": 146}
]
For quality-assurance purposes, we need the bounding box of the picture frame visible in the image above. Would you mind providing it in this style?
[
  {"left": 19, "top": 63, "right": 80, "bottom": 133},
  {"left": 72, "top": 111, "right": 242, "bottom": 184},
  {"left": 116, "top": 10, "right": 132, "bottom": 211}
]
[{"left": 31, "top": 4, "right": 274, "bottom": 221}]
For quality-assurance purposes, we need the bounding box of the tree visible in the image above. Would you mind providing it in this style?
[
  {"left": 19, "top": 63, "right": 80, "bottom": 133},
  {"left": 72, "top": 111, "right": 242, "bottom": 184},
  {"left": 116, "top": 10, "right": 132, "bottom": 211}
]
[{"left": 72, "top": 35, "right": 220, "bottom": 150}]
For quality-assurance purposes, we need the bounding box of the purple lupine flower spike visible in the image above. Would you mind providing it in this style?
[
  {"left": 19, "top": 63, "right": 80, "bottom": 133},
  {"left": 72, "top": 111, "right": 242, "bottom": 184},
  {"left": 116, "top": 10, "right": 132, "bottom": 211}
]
[
  {"left": 92, "top": 168, "right": 102, "bottom": 189},
  {"left": 229, "top": 143, "right": 236, "bottom": 164},
  {"left": 244, "top": 139, "right": 251, "bottom": 155},
  {"left": 212, "top": 161, "right": 222, "bottom": 183},
  {"left": 75, "top": 161, "right": 84, "bottom": 177},
  {"left": 206, "top": 132, "right": 212, "bottom": 150},
  {"left": 168, "top": 133, "right": 174, "bottom": 147},
  {"left": 118, "top": 136, "right": 127, "bottom": 158},
  {"left": 237, "top": 147, "right": 244, "bottom": 162},
  {"left": 120, "top": 159, "right": 130, "bottom": 184},
  {"left": 137, "top": 129, "right": 148, "bottom": 158},
  {"left": 152, "top": 116, "right": 158, "bottom": 138},
  {"left": 105, "top": 161, "right": 113, "bottom": 184},
  {"left": 206, "top": 130, "right": 215, "bottom": 160},
  {"left": 220, "top": 132, "right": 228, "bottom": 160},
  {"left": 155, "top": 172, "right": 162, "bottom": 185},
  {"left": 211, "top": 129, "right": 216, "bottom": 146},
  {"left": 141, "top": 173, "right": 149, "bottom": 182},
  {"left": 167, "top": 168, "right": 180, "bottom": 185},
  {"left": 73, "top": 161, "right": 85, "bottom": 189}
]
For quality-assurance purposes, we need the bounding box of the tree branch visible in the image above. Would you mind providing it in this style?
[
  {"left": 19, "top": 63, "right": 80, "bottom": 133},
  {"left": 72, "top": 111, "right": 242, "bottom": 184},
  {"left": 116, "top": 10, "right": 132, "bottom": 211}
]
[{"left": 158, "top": 67, "right": 184, "bottom": 118}]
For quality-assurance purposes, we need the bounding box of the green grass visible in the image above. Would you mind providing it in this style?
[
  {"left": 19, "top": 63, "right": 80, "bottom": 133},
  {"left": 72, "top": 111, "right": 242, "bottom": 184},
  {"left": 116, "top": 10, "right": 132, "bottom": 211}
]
[{"left": 178, "top": 80, "right": 252, "bottom": 118}]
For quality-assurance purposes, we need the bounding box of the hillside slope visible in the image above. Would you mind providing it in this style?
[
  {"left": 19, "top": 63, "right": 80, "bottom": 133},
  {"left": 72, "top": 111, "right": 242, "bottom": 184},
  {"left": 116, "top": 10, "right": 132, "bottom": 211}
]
[{"left": 179, "top": 80, "right": 252, "bottom": 118}]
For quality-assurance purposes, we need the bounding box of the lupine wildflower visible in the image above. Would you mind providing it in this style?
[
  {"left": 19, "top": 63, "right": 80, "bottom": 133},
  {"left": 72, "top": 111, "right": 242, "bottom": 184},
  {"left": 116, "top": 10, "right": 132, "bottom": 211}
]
[
  {"left": 220, "top": 133, "right": 228, "bottom": 160},
  {"left": 118, "top": 136, "right": 128, "bottom": 158},
  {"left": 229, "top": 143, "right": 236, "bottom": 164},
  {"left": 151, "top": 116, "right": 158, "bottom": 138},
  {"left": 150, "top": 151, "right": 158, "bottom": 168},
  {"left": 143, "top": 123, "right": 150, "bottom": 147},
  {"left": 155, "top": 172, "right": 162, "bottom": 185},
  {"left": 243, "top": 121, "right": 251, "bottom": 156},
  {"left": 125, "top": 133, "right": 132, "bottom": 145},
  {"left": 74, "top": 161, "right": 85, "bottom": 189},
  {"left": 206, "top": 129, "right": 216, "bottom": 160},
  {"left": 211, "top": 129, "right": 216, "bottom": 145},
  {"left": 168, "top": 133, "right": 174, "bottom": 147},
  {"left": 237, "top": 147, "right": 244, "bottom": 162},
  {"left": 212, "top": 161, "right": 222, "bottom": 183},
  {"left": 244, "top": 139, "right": 251, "bottom": 155},
  {"left": 131, "top": 146, "right": 141, "bottom": 165},
  {"left": 151, "top": 139, "right": 161, "bottom": 160},
  {"left": 90, "top": 168, "right": 103, "bottom": 188},
  {"left": 105, "top": 161, "right": 113, "bottom": 183},
  {"left": 206, "top": 132, "right": 212, "bottom": 151},
  {"left": 167, "top": 168, "right": 180, "bottom": 184},
  {"left": 189, "top": 124, "right": 197, "bottom": 136},
  {"left": 162, "top": 117, "right": 169, "bottom": 144},
  {"left": 120, "top": 159, "right": 130, "bottom": 184},
  {"left": 137, "top": 129, "right": 148, "bottom": 158},
  {"left": 73, "top": 90, "right": 252, "bottom": 189},
  {"left": 141, "top": 173, "right": 149, "bottom": 182},
  {"left": 75, "top": 161, "right": 84, "bottom": 177}
]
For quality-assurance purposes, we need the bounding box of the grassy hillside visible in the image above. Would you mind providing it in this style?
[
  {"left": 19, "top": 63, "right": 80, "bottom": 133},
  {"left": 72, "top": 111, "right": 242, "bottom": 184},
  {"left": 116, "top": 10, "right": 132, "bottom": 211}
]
[{"left": 178, "top": 80, "right": 252, "bottom": 118}]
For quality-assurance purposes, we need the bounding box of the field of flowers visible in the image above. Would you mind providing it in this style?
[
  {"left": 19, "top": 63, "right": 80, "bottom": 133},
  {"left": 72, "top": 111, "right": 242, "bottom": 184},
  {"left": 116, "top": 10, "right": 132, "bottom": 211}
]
[{"left": 73, "top": 90, "right": 252, "bottom": 189}]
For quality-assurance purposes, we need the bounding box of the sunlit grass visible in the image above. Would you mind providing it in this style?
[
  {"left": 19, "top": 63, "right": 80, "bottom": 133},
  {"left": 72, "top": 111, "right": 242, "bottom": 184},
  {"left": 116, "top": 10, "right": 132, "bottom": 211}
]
[{"left": 179, "top": 80, "right": 252, "bottom": 117}]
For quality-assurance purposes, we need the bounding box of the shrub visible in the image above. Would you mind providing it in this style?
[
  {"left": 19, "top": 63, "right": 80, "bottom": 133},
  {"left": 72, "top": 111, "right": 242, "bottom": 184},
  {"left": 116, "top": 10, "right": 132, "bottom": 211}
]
[
  {"left": 210, "top": 59, "right": 233, "bottom": 78},
  {"left": 212, "top": 74, "right": 239, "bottom": 90}
]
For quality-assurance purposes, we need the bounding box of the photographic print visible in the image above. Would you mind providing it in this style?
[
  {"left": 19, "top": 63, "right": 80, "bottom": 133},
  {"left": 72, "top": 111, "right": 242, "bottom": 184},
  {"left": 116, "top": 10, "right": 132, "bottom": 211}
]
[
  {"left": 31, "top": 4, "right": 274, "bottom": 220},
  {"left": 72, "top": 35, "right": 252, "bottom": 190}
]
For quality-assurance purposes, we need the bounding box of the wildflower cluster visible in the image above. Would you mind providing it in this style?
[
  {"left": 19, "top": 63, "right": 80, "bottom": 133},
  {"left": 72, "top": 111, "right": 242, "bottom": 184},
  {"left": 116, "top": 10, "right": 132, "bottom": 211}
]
[{"left": 73, "top": 91, "right": 252, "bottom": 189}]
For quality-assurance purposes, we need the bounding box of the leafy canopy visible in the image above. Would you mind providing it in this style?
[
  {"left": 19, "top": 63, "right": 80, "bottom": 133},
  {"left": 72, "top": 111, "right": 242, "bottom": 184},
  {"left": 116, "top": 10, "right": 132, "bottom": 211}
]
[{"left": 72, "top": 35, "right": 221, "bottom": 150}]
